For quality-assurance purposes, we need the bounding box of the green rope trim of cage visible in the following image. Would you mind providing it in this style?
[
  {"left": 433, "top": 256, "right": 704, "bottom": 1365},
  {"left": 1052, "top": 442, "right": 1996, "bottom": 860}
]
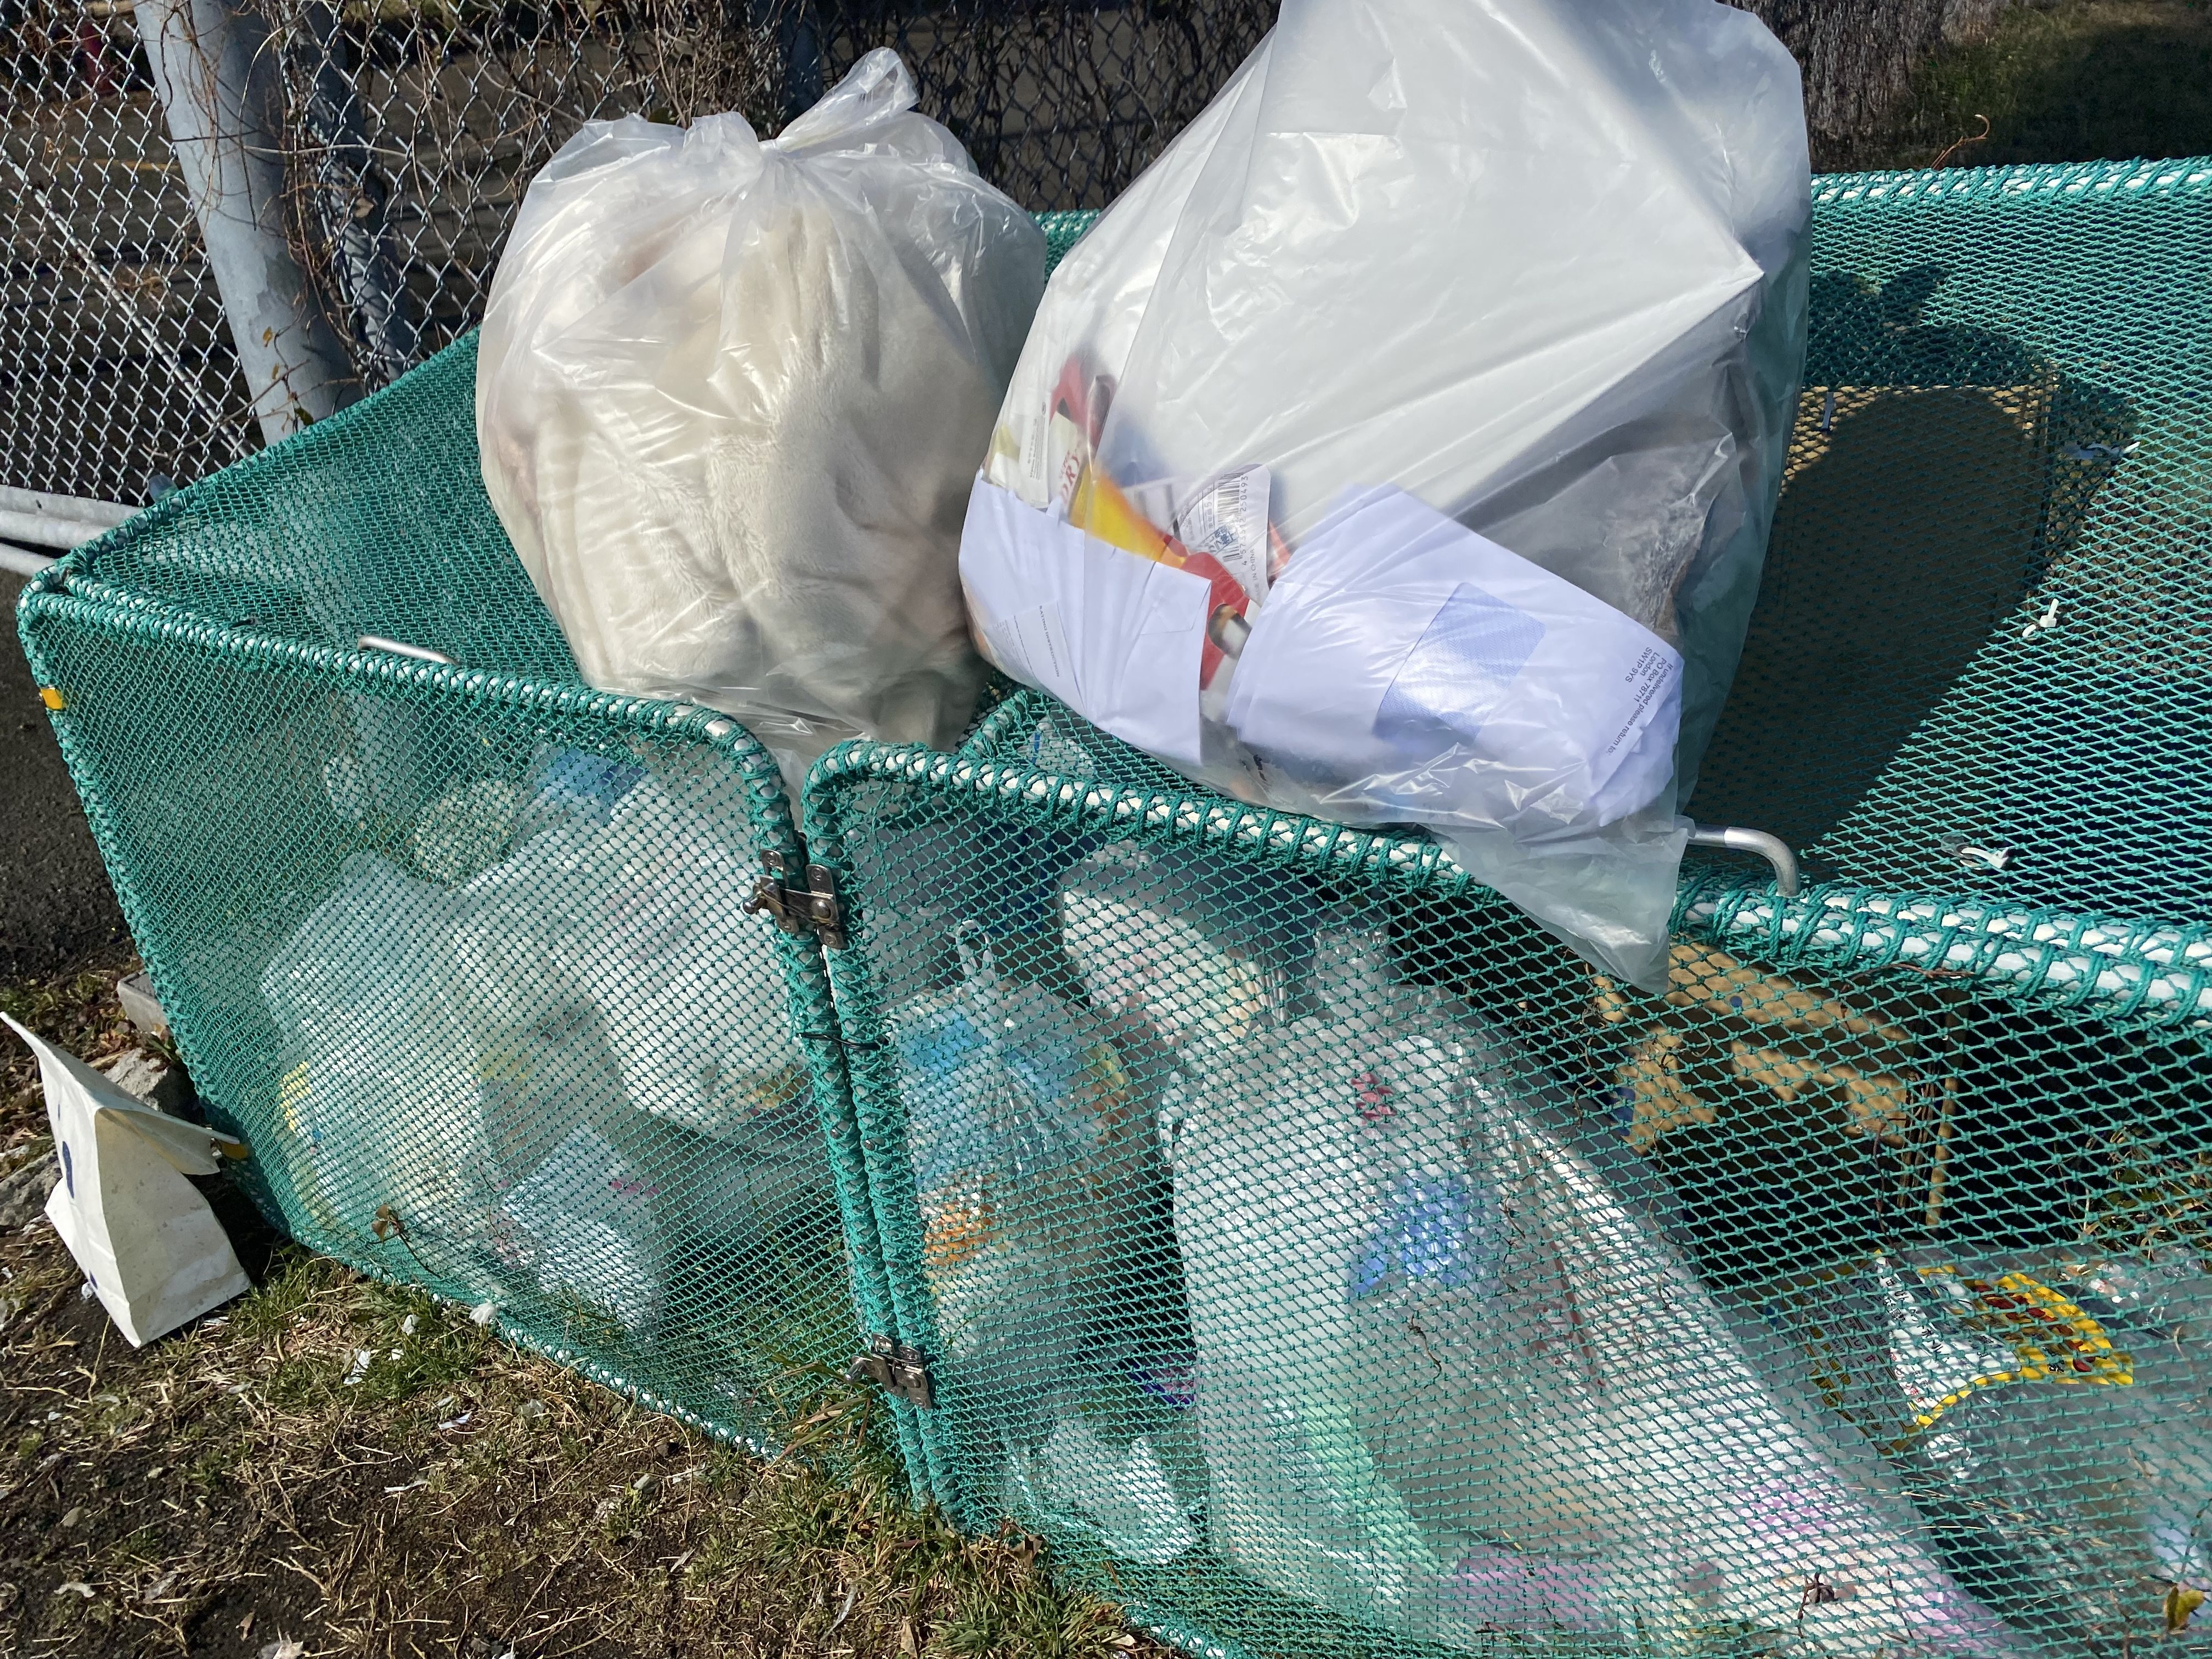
[
  {"left": 22, "top": 580, "right": 791, "bottom": 819},
  {"left": 1114, "top": 1602, "right": 1266, "bottom": 1659},
  {"left": 1678, "top": 874, "right": 2212, "bottom": 1031},
  {"left": 809, "top": 737, "right": 2212, "bottom": 1034},
  {"left": 953, "top": 674, "right": 1048, "bottom": 760},
  {"left": 14, "top": 551, "right": 70, "bottom": 614},
  {"left": 808, "top": 740, "right": 1469, "bottom": 894},
  {"left": 798, "top": 743, "right": 1010, "bottom": 1526},
  {"left": 1044, "top": 160, "right": 2212, "bottom": 245},
  {"left": 1812, "top": 153, "right": 2212, "bottom": 208}
]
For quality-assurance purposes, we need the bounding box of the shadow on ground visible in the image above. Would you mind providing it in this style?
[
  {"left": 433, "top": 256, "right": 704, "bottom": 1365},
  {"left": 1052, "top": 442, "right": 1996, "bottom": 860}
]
[{"left": 1, "top": 573, "right": 128, "bottom": 980}]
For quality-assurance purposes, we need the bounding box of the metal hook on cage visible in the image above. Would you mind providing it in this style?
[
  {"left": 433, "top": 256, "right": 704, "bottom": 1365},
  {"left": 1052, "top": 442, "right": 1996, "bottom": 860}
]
[{"left": 1685, "top": 823, "right": 1801, "bottom": 895}]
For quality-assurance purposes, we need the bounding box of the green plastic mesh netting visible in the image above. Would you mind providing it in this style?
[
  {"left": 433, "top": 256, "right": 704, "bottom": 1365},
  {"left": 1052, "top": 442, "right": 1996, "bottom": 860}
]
[
  {"left": 15, "top": 169, "right": 2212, "bottom": 1658},
  {"left": 804, "top": 161, "right": 2212, "bottom": 1659},
  {"left": 12, "top": 337, "right": 902, "bottom": 1456},
  {"left": 5, "top": 207, "right": 1093, "bottom": 1477}
]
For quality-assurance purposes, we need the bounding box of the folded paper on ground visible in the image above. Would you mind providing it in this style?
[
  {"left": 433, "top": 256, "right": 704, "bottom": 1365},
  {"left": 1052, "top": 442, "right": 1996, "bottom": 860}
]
[{"left": 4, "top": 1013, "right": 248, "bottom": 1346}]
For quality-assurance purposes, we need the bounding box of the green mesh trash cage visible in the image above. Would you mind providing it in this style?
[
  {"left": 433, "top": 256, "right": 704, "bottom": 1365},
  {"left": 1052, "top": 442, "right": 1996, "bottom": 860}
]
[
  {"left": 1694, "top": 160, "right": 2212, "bottom": 920},
  {"left": 11, "top": 337, "right": 926, "bottom": 1470},
  {"left": 799, "top": 157, "right": 2212, "bottom": 1659},
  {"left": 810, "top": 687, "right": 2211, "bottom": 1659},
  {"left": 10, "top": 161, "right": 2211, "bottom": 1659},
  {"left": 2, "top": 207, "right": 1110, "bottom": 1481}
]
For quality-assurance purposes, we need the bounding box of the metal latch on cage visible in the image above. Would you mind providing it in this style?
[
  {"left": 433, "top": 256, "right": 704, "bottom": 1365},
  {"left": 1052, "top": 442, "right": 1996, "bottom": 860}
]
[
  {"left": 743, "top": 850, "right": 845, "bottom": 949},
  {"left": 846, "top": 1334, "right": 933, "bottom": 1408}
]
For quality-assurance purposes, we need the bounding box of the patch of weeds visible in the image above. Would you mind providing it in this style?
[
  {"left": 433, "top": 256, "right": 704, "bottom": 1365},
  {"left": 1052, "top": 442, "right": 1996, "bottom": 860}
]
[
  {"left": 1827, "top": 0, "right": 2212, "bottom": 170},
  {"left": 182, "top": 1440, "right": 245, "bottom": 1491},
  {"left": 595, "top": 1476, "right": 652, "bottom": 1544},
  {"left": 0, "top": 952, "right": 137, "bottom": 1141},
  {"left": 222, "top": 1255, "right": 326, "bottom": 1342},
  {"left": 934, "top": 1568, "right": 1133, "bottom": 1659}
]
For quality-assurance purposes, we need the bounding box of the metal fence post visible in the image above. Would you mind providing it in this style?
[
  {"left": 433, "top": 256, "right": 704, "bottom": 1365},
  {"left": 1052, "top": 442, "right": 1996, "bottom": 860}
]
[
  {"left": 298, "top": 0, "right": 417, "bottom": 388},
  {"left": 133, "top": 0, "right": 356, "bottom": 443}
]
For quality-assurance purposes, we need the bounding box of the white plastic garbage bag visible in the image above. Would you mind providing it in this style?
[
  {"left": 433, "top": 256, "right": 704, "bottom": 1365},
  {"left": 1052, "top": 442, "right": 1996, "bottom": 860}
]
[
  {"left": 3, "top": 1014, "right": 248, "bottom": 1346},
  {"left": 1754, "top": 1248, "right": 2212, "bottom": 1644},
  {"left": 1055, "top": 840, "right": 1316, "bottom": 1063},
  {"left": 478, "top": 49, "right": 1048, "bottom": 785},
  {"left": 887, "top": 929, "right": 1137, "bottom": 1406},
  {"left": 500, "top": 1124, "right": 665, "bottom": 1333},
  {"left": 1166, "top": 931, "right": 2021, "bottom": 1655},
  {"left": 960, "top": 0, "right": 1810, "bottom": 987}
]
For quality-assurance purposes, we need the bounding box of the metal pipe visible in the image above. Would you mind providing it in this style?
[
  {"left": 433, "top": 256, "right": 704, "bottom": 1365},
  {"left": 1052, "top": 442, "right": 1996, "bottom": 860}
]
[
  {"left": 0, "top": 488, "right": 137, "bottom": 528},
  {"left": 1686, "top": 822, "right": 1802, "bottom": 895},
  {"left": 0, "top": 489, "right": 139, "bottom": 555},
  {"left": 299, "top": 0, "right": 416, "bottom": 386},
  {"left": 133, "top": 0, "right": 356, "bottom": 442},
  {"left": 0, "top": 512, "right": 120, "bottom": 552},
  {"left": 0, "top": 484, "right": 139, "bottom": 550},
  {"left": 1678, "top": 885, "right": 2212, "bottom": 1028},
  {"left": 357, "top": 634, "right": 454, "bottom": 665}
]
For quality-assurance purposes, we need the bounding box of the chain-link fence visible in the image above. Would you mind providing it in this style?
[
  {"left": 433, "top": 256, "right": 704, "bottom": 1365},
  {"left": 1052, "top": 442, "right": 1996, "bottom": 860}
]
[
  {"left": 273, "top": 0, "right": 1277, "bottom": 390},
  {"left": 4, "top": 0, "right": 2028, "bottom": 515},
  {"left": 1, "top": 2, "right": 259, "bottom": 504},
  {"left": 0, "top": 0, "right": 1275, "bottom": 510}
]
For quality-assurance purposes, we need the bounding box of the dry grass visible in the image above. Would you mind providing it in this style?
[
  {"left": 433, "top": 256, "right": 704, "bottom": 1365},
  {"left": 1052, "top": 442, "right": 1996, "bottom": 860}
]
[{"left": 0, "top": 963, "right": 1167, "bottom": 1659}]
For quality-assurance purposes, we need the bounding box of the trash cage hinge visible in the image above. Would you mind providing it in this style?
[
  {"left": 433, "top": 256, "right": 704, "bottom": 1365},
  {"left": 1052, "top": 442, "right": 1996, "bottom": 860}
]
[
  {"left": 846, "top": 1334, "right": 933, "bottom": 1408},
  {"left": 744, "top": 850, "right": 845, "bottom": 949}
]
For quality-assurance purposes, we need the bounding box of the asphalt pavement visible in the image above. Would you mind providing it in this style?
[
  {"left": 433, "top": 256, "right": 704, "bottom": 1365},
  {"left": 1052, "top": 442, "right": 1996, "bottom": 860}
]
[{"left": 1, "top": 571, "right": 131, "bottom": 979}]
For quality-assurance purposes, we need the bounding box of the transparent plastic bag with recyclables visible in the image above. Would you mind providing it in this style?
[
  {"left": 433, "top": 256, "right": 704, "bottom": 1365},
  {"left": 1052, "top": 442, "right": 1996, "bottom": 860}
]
[
  {"left": 959, "top": 0, "right": 1809, "bottom": 988},
  {"left": 1167, "top": 933, "right": 2022, "bottom": 1656},
  {"left": 478, "top": 50, "right": 1047, "bottom": 788}
]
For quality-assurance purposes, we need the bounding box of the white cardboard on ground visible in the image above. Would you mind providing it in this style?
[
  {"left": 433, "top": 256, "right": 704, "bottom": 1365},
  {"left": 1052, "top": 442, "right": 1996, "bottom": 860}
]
[{"left": 3, "top": 1013, "right": 247, "bottom": 1346}]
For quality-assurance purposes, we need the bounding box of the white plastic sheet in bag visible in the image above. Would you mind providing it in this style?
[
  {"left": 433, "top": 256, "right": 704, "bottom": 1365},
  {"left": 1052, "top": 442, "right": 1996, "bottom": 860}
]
[
  {"left": 478, "top": 50, "right": 1047, "bottom": 785},
  {"left": 456, "top": 766, "right": 805, "bottom": 1147},
  {"left": 262, "top": 853, "right": 502, "bottom": 1265},
  {"left": 1167, "top": 933, "right": 2023, "bottom": 1655},
  {"left": 4, "top": 1014, "right": 248, "bottom": 1346},
  {"left": 1056, "top": 840, "right": 1316, "bottom": 1063},
  {"left": 500, "top": 1124, "right": 665, "bottom": 1333},
  {"left": 961, "top": 0, "right": 1810, "bottom": 986}
]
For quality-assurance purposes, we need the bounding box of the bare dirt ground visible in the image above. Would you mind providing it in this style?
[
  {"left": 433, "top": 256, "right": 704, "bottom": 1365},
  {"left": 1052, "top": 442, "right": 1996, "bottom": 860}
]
[{"left": 0, "top": 573, "right": 129, "bottom": 984}]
